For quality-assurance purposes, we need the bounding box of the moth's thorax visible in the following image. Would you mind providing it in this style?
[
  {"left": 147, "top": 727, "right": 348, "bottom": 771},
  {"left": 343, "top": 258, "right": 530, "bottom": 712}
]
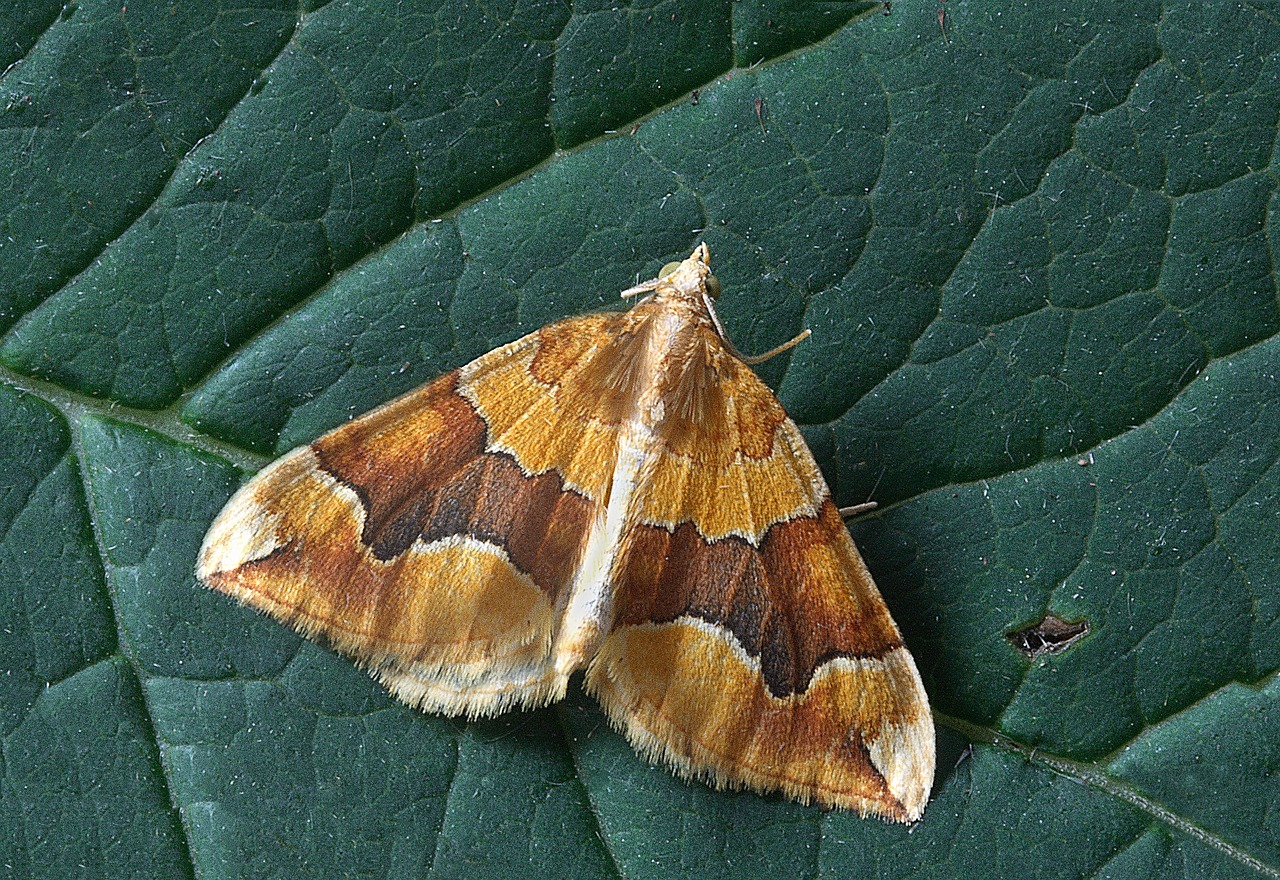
[{"left": 628, "top": 294, "right": 722, "bottom": 434}]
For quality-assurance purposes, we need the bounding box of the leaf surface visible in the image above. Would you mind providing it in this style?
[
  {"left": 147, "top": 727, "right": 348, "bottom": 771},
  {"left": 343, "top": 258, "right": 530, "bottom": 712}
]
[{"left": 1, "top": 2, "right": 1277, "bottom": 877}]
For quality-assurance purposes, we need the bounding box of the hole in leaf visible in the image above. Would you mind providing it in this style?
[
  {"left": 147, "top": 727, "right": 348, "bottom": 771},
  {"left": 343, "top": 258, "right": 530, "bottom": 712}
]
[{"left": 1006, "top": 614, "right": 1089, "bottom": 659}]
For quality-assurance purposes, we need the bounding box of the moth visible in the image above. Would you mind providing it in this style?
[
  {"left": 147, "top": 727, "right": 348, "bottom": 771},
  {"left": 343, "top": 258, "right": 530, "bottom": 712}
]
[{"left": 197, "top": 244, "right": 935, "bottom": 821}]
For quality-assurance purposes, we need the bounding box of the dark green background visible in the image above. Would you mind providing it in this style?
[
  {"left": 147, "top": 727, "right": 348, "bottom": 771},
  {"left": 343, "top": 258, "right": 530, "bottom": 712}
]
[{"left": 1, "top": 1, "right": 1277, "bottom": 877}]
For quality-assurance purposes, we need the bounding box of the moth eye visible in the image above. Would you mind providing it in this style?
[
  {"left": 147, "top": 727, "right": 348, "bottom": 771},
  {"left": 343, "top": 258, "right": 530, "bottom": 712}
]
[
  {"left": 705, "top": 273, "right": 722, "bottom": 300},
  {"left": 659, "top": 260, "right": 683, "bottom": 278}
]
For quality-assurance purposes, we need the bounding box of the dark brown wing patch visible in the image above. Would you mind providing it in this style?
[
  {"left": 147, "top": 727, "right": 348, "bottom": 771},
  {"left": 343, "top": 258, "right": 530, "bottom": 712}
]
[{"left": 615, "top": 501, "right": 904, "bottom": 697}]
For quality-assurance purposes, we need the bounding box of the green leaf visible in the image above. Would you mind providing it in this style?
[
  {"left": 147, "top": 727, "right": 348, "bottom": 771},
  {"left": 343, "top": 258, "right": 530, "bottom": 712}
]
[{"left": 3, "top": 1, "right": 1278, "bottom": 877}]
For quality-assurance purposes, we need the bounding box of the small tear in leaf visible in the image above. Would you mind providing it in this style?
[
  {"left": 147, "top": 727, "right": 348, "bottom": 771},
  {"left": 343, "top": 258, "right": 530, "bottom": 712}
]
[{"left": 1006, "top": 614, "right": 1089, "bottom": 659}]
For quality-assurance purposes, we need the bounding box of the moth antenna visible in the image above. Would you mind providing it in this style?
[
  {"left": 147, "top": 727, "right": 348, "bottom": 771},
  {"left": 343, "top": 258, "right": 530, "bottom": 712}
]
[
  {"left": 838, "top": 501, "right": 878, "bottom": 518},
  {"left": 621, "top": 279, "right": 660, "bottom": 299},
  {"left": 703, "top": 291, "right": 811, "bottom": 364}
]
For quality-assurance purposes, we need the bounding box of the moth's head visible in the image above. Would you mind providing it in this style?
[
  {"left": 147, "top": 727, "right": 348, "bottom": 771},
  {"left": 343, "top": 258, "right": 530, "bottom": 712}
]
[
  {"left": 620, "top": 242, "right": 722, "bottom": 304},
  {"left": 656, "top": 243, "right": 722, "bottom": 301}
]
